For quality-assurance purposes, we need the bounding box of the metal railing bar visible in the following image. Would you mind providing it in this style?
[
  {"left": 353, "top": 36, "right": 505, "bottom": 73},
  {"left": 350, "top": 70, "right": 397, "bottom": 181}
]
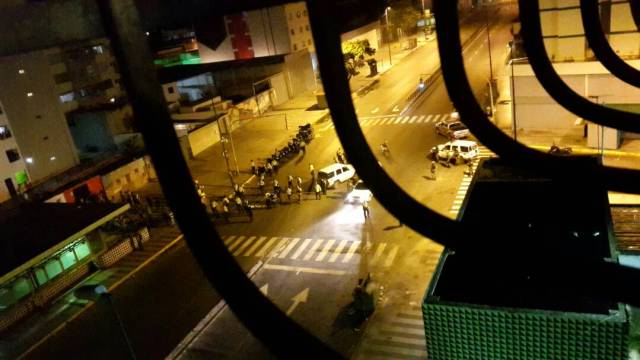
[
  {"left": 434, "top": 0, "right": 640, "bottom": 193},
  {"left": 307, "top": 0, "right": 470, "bottom": 249},
  {"left": 519, "top": 0, "right": 640, "bottom": 133},
  {"left": 580, "top": 0, "right": 640, "bottom": 88},
  {"left": 98, "top": 0, "right": 341, "bottom": 357}
]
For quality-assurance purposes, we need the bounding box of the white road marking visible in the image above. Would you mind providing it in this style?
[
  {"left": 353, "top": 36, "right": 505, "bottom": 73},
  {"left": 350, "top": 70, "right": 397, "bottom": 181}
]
[
  {"left": 393, "top": 117, "right": 403, "bottom": 124},
  {"left": 255, "top": 237, "right": 279, "bottom": 257},
  {"left": 303, "top": 239, "right": 324, "bottom": 261},
  {"left": 315, "top": 239, "right": 336, "bottom": 262},
  {"left": 224, "top": 235, "right": 236, "bottom": 246},
  {"left": 370, "top": 243, "right": 387, "bottom": 265},
  {"left": 268, "top": 237, "right": 289, "bottom": 257},
  {"left": 424, "top": 114, "right": 433, "bottom": 123},
  {"left": 343, "top": 241, "right": 360, "bottom": 263},
  {"left": 291, "top": 238, "right": 313, "bottom": 260},
  {"left": 264, "top": 264, "right": 347, "bottom": 275},
  {"left": 384, "top": 245, "right": 399, "bottom": 267},
  {"left": 234, "top": 236, "right": 256, "bottom": 256},
  {"left": 329, "top": 239, "right": 349, "bottom": 263},
  {"left": 243, "top": 236, "right": 267, "bottom": 256},
  {"left": 401, "top": 116, "right": 410, "bottom": 123},
  {"left": 432, "top": 114, "right": 441, "bottom": 123},
  {"left": 278, "top": 237, "right": 300, "bottom": 259},
  {"left": 392, "top": 105, "right": 400, "bottom": 112},
  {"left": 228, "top": 236, "right": 246, "bottom": 252},
  {"left": 371, "top": 107, "right": 380, "bottom": 114},
  {"left": 409, "top": 115, "right": 419, "bottom": 123}
]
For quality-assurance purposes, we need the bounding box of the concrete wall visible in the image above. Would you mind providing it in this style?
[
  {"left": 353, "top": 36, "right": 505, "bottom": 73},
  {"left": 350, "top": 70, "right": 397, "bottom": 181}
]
[
  {"left": 269, "top": 73, "right": 290, "bottom": 105},
  {"left": 100, "top": 157, "right": 151, "bottom": 202},
  {"left": 187, "top": 119, "right": 222, "bottom": 156},
  {"left": 285, "top": 2, "right": 314, "bottom": 53},
  {"left": 247, "top": 6, "right": 292, "bottom": 57},
  {"left": 284, "top": 50, "right": 316, "bottom": 97},
  {"left": 0, "top": 49, "right": 79, "bottom": 183}
]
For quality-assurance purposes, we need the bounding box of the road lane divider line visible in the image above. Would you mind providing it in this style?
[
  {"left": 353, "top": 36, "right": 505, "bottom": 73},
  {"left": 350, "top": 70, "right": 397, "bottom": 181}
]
[
  {"left": 303, "top": 239, "right": 324, "bottom": 261},
  {"left": 243, "top": 236, "right": 267, "bottom": 257},
  {"left": 409, "top": 116, "right": 418, "bottom": 123},
  {"left": 432, "top": 114, "right": 441, "bottom": 123},
  {"left": 228, "top": 236, "right": 245, "bottom": 252},
  {"left": 329, "top": 240, "right": 349, "bottom": 263},
  {"left": 384, "top": 246, "right": 399, "bottom": 267},
  {"left": 255, "top": 237, "right": 279, "bottom": 257},
  {"left": 425, "top": 115, "right": 433, "bottom": 123},
  {"left": 315, "top": 239, "right": 336, "bottom": 262},
  {"left": 278, "top": 238, "right": 300, "bottom": 259},
  {"left": 291, "top": 238, "right": 313, "bottom": 259},
  {"left": 234, "top": 236, "right": 256, "bottom": 256},
  {"left": 370, "top": 243, "right": 387, "bottom": 266},
  {"left": 343, "top": 241, "right": 360, "bottom": 263},
  {"left": 263, "top": 264, "right": 347, "bottom": 276}
]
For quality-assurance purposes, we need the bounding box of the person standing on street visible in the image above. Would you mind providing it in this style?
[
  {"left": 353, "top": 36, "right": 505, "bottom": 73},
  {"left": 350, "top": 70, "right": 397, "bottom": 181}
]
[
  {"left": 210, "top": 199, "right": 219, "bottom": 218},
  {"left": 309, "top": 163, "right": 315, "bottom": 179},
  {"left": 266, "top": 162, "right": 273, "bottom": 176},
  {"left": 288, "top": 174, "right": 294, "bottom": 188},
  {"left": 466, "top": 161, "right": 474, "bottom": 177},
  {"left": 297, "top": 176, "right": 303, "bottom": 188},
  {"left": 431, "top": 161, "right": 437, "bottom": 180},
  {"left": 243, "top": 199, "right": 253, "bottom": 221},
  {"left": 235, "top": 195, "right": 244, "bottom": 213},
  {"left": 251, "top": 160, "right": 256, "bottom": 175},
  {"left": 259, "top": 177, "right": 265, "bottom": 193},
  {"left": 320, "top": 178, "right": 327, "bottom": 195},
  {"left": 273, "top": 179, "right": 281, "bottom": 196},
  {"left": 314, "top": 182, "right": 322, "bottom": 200},
  {"left": 222, "top": 203, "right": 230, "bottom": 223},
  {"left": 286, "top": 186, "right": 292, "bottom": 203},
  {"left": 297, "top": 184, "right": 303, "bottom": 203},
  {"left": 362, "top": 200, "right": 370, "bottom": 220}
]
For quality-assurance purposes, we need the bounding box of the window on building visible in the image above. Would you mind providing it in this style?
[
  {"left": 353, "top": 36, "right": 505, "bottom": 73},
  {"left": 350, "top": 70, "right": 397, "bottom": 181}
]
[
  {"left": 168, "top": 86, "right": 175, "bottom": 94},
  {"left": 305, "top": 25, "right": 310, "bottom": 31},
  {"left": 299, "top": 26, "right": 303, "bottom": 33},
  {"left": 302, "top": 42, "right": 306, "bottom": 48},
  {"left": 303, "top": 10, "right": 307, "bottom": 17},
  {"left": 297, "top": 11, "right": 301, "bottom": 18},
  {"left": 60, "top": 250, "right": 77, "bottom": 270},
  {"left": 5, "top": 149, "right": 20, "bottom": 163},
  {"left": 35, "top": 267, "right": 48, "bottom": 286},
  {"left": 0, "top": 125, "right": 11, "bottom": 140},
  {"left": 44, "top": 259, "right": 63, "bottom": 279},
  {"left": 291, "top": 28, "right": 295, "bottom": 35},
  {"left": 74, "top": 240, "right": 91, "bottom": 260},
  {"left": 293, "top": 44, "right": 298, "bottom": 51}
]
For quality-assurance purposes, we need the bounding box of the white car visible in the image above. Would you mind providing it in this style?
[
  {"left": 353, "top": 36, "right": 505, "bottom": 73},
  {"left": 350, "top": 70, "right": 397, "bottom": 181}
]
[
  {"left": 345, "top": 180, "right": 372, "bottom": 203},
  {"left": 435, "top": 120, "right": 470, "bottom": 139},
  {"left": 318, "top": 163, "right": 356, "bottom": 188},
  {"left": 430, "top": 140, "right": 479, "bottom": 164}
]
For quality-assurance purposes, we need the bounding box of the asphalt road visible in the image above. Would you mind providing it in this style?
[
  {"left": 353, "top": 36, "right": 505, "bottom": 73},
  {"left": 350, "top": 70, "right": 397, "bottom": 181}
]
[{"left": 23, "top": 4, "right": 516, "bottom": 360}]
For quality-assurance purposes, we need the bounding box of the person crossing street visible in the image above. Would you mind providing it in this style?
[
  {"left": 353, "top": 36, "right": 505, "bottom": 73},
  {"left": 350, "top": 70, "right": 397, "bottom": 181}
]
[
  {"left": 314, "top": 182, "right": 322, "bottom": 200},
  {"left": 362, "top": 200, "right": 370, "bottom": 219},
  {"left": 286, "top": 186, "right": 292, "bottom": 203},
  {"left": 296, "top": 184, "right": 303, "bottom": 203},
  {"left": 250, "top": 160, "right": 256, "bottom": 175},
  {"left": 431, "top": 160, "right": 437, "bottom": 180}
]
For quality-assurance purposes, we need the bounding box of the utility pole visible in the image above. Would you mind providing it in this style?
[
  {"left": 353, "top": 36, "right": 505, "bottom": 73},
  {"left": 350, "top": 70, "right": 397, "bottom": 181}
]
[
  {"left": 510, "top": 58, "right": 517, "bottom": 141},
  {"left": 486, "top": 4, "right": 495, "bottom": 117},
  {"left": 385, "top": 7, "right": 392, "bottom": 66}
]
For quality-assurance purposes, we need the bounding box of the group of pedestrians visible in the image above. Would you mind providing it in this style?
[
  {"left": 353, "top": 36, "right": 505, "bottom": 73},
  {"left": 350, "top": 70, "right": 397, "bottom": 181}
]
[{"left": 201, "top": 179, "right": 253, "bottom": 223}]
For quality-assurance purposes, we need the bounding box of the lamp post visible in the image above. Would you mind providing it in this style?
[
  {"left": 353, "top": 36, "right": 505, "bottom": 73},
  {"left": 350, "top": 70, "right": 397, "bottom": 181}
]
[
  {"left": 384, "top": 7, "right": 392, "bottom": 66},
  {"left": 485, "top": 4, "right": 495, "bottom": 117},
  {"left": 74, "top": 284, "right": 137, "bottom": 360}
]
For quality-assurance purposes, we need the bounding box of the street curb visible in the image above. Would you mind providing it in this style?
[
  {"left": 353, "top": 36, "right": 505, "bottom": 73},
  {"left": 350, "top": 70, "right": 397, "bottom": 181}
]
[
  {"left": 18, "top": 233, "right": 185, "bottom": 360},
  {"left": 166, "top": 259, "right": 266, "bottom": 359}
]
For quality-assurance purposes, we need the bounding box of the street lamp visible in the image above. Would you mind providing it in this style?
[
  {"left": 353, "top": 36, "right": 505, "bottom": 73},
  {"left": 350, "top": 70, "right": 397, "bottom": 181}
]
[
  {"left": 74, "top": 284, "right": 137, "bottom": 360},
  {"left": 384, "top": 7, "right": 392, "bottom": 66}
]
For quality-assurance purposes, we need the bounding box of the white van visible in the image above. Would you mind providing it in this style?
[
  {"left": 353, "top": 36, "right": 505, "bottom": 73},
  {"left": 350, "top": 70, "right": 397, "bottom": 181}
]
[{"left": 318, "top": 164, "right": 356, "bottom": 188}]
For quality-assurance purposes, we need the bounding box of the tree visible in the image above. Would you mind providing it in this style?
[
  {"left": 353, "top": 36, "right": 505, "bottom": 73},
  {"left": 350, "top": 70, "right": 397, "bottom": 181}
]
[
  {"left": 342, "top": 40, "right": 377, "bottom": 80},
  {"left": 389, "top": 5, "right": 422, "bottom": 35}
]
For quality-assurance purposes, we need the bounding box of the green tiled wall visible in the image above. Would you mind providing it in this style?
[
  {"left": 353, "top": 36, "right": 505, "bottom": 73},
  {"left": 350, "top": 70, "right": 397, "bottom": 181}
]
[{"left": 423, "top": 302, "right": 629, "bottom": 360}]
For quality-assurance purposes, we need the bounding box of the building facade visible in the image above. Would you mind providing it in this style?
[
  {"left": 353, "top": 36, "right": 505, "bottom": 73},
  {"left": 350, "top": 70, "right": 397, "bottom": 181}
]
[{"left": 510, "top": 0, "right": 640, "bottom": 148}]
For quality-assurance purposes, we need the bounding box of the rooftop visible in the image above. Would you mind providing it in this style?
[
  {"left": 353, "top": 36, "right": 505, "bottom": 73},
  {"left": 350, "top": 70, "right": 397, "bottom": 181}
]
[
  {"left": 430, "top": 158, "right": 616, "bottom": 314},
  {"left": 0, "top": 202, "right": 129, "bottom": 281}
]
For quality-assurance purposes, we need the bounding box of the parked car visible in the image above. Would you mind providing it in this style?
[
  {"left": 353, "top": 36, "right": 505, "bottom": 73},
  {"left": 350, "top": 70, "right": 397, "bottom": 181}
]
[
  {"left": 345, "top": 180, "right": 372, "bottom": 203},
  {"left": 435, "top": 120, "right": 470, "bottom": 139},
  {"left": 318, "top": 163, "right": 356, "bottom": 188},
  {"left": 430, "top": 140, "right": 479, "bottom": 164}
]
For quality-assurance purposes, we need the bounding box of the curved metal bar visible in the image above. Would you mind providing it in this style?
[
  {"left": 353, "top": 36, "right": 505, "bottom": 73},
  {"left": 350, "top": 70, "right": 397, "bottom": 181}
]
[
  {"left": 580, "top": 0, "right": 640, "bottom": 88},
  {"left": 98, "top": 0, "right": 341, "bottom": 358},
  {"left": 433, "top": 1, "right": 640, "bottom": 193},
  {"left": 631, "top": 0, "right": 640, "bottom": 30},
  {"left": 435, "top": 0, "right": 640, "bottom": 308},
  {"left": 305, "top": 0, "right": 470, "bottom": 248},
  {"left": 519, "top": 0, "right": 640, "bottom": 133}
]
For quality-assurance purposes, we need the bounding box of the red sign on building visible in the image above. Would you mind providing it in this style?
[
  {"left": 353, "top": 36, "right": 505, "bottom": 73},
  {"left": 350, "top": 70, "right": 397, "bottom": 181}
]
[{"left": 226, "top": 14, "right": 254, "bottom": 60}]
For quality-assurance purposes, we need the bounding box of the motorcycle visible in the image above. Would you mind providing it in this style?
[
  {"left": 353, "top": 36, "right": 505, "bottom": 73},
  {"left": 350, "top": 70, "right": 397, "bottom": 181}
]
[{"left": 548, "top": 144, "right": 572, "bottom": 155}]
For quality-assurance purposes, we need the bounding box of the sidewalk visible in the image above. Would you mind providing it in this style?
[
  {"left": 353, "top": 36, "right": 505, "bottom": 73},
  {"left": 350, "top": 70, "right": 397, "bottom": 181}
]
[
  {"left": 1, "top": 226, "right": 182, "bottom": 360},
  {"left": 145, "top": 91, "right": 330, "bottom": 199}
]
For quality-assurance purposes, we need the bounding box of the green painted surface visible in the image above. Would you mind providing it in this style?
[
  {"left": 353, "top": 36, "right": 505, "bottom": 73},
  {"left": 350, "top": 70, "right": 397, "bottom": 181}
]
[{"left": 423, "top": 302, "right": 629, "bottom": 360}]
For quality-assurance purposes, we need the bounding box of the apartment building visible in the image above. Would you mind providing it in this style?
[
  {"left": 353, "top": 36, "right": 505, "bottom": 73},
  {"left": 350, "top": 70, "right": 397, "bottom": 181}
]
[{"left": 510, "top": 0, "right": 640, "bottom": 148}]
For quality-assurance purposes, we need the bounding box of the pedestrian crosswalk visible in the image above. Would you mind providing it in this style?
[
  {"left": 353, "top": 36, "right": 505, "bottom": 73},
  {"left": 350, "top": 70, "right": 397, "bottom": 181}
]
[
  {"left": 325, "top": 113, "right": 451, "bottom": 129},
  {"left": 219, "top": 234, "right": 399, "bottom": 267},
  {"left": 449, "top": 145, "right": 495, "bottom": 216},
  {"left": 354, "top": 310, "right": 427, "bottom": 360}
]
